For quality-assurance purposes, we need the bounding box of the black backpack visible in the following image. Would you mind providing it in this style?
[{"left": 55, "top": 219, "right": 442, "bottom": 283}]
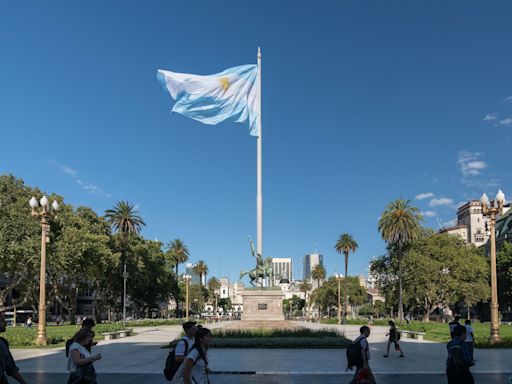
[
  {"left": 164, "top": 338, "right": 189, "bottom": 381},
  {"left": 346, "top": 338, "right": 364, "bottom": 371}
]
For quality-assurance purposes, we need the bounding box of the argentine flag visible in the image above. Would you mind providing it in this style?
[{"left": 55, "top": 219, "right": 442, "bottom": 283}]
[{"left": 157, "top": 64, "right": 260, "bottom": 136}]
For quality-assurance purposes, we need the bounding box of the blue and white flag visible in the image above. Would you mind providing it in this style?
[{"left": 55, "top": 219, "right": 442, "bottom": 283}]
[{"left": 157, "top": 64, "right": 260, "bottom": 136}]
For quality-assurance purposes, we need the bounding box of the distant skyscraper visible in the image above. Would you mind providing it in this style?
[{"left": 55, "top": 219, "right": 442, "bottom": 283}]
[
  {"left": 271, "top": 258, "right": 292, "bottom": 286},
  {"left": 303, "top": 253, "right": 323, "bottom": 281},
  {"left": 185, "top": 262, "right": 202, "bottom": 285}
]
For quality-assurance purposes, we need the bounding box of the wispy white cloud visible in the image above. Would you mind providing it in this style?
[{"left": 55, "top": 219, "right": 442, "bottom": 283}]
[
  {"left": 498, "top": 117, "right": 512, "bottom": 126},
  {"left": 422, "top": 210, "right": 436, "bottom": 218},
  {"left": 483, "top": 113, "right": 498, "bottom": 121},
  {"left": 428, "top": 197, "right": 454, "bottom": 207},
  {"left": 442, "top": 218, "right": 457, "bottom": 228},
  {"left": 416, "top": 192, "right": 434, "bottom": 200},
  {"left": 503, "top": 96, "right": 512, "bottom": 103},
  {"left": 457, "top": 151, "right": 487, "bottom": 177},
  {"left": 50, "top": 161, "right": 111, "bottom": 198}
]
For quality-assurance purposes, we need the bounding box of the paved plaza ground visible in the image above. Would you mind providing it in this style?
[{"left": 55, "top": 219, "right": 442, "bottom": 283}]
[{"left": 9, "top": 322, "right": 512, "bottom": 383}]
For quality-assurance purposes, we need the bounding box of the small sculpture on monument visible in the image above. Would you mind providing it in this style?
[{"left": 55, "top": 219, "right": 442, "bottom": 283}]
[{"left": 239, "top": 236, "right": 273, "bottom": 287}]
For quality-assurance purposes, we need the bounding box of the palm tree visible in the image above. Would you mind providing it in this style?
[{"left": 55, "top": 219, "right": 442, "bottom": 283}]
[
  {"left": 193, "top": 261, "right": 208, "bottom": 316},
  {"left": 378, "top": 198, "right": 422, "bottom": 321},
  {"left": 207, "top": 277, "right": 221, "bottom": 313},
  {"left": 192, "top": 260, "right": 209, "bottom": 287},
  {"left": 311, "top": 264, "right": 326, "bottom": 321},
  {"left": 298, "top": 280, "right": 312, "bottom": 316},
  {"left": 167, "top": 239, "right": 190, "bottom": 276},
  {"left": 166, "top": 239, "right": 189, "bottom": 317},
  {"left": 335, "top": 233, "right": 358, "bottom": 324},
  {"left": 105, "top": 201, "right": 145, "bottom": 314}
]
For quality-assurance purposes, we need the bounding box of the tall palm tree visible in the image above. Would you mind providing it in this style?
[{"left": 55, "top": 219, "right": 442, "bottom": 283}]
[
  {"left": 166, "top": 239, "right": 189, "bottom": 317},
  {"left": 335, "top": 233, "right": 358, "bottom": 324},
  {"left": 378, "top": 198, "right": 422, "bottom": 320},
  {"left": 207, "top": 277, "right": 221, "bottom": 312},
  {"left": 310, "top": 264, "right": 326, "bottom": 321},
  {"left": 105, "top": 201, "right": 145, "bottom": 314},
  {"left": 311, "top": 264, "right": 326, "bottom": 289},
  {"left": 167, "top": 239, "right": 189, "bottom": 276},
  {"left": 192, "top": 260, "right": 209, "bottom": 287},
  {"left": 193, "top": 260, "right": 208, "bottom": 316},
  {"left": 298, "top": 280, "right": 312, "bottom": 316}
]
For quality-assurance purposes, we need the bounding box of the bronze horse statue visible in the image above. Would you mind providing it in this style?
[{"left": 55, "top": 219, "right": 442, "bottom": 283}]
[{"left": 239, "top": 237, "right": 273, "bottom": 287}]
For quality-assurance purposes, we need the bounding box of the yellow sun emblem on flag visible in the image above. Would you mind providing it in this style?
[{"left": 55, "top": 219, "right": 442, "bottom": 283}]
[{"left": 219, "top": 77, "right": 230, "bottom": 92}]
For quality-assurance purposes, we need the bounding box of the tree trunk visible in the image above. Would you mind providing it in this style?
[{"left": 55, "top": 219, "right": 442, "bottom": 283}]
[
  {"left": 397, "top": 248, "right": 404, "bottom": 321},
  {"left": 343, "top": 251, "right": 349, "bottom": 324}
]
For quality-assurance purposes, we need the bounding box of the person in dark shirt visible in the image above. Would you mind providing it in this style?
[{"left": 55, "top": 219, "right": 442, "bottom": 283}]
[
  {"left": 0, "top": 311, "right": 28, "bottom": 384},
  {"left": 383, "top": 320, "right": 404, "bottom": 358},
  {"left": 449, "top": 316, "right": 461, "bottom": 339},
  {"left": 446, "top": 325, "right": 474, "bottom": 384}
]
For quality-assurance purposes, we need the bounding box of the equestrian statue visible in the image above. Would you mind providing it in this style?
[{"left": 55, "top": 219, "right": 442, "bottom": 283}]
[{"left": 239, "top": 236, "right": 273, "bottom": 287}]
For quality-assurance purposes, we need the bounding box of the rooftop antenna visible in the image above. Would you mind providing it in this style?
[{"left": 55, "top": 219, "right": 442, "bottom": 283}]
[{"left": 314, "top": 242, "right": 318, "bottom": 254}]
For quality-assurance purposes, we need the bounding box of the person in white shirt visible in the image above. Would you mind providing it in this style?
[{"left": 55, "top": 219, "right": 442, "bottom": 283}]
[
  {"left": 174, "top": 322, "right": 197, "bottom": 363},
  {"left": 172, "top": 328, "right": 212, "bottom": 384},
  {"left": 464, "top": 319, "right": 474, "bottom": 362},
  {"left": 67, "top": 328, "right": 102, "bottom": 384}
]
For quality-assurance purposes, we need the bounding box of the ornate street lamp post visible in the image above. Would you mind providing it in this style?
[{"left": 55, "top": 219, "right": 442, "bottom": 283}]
[
  {"left": 480, "top": 189, "right": 505, "bottom": 344},
  {"left": 183, "top": 274, "right": 192, "bottom": 321},
  {"left": 334, "top": 273, "right": 342, "bottom": 325},
  {"left": 29, "top": 196, "right": 59, "bottom": 346}
]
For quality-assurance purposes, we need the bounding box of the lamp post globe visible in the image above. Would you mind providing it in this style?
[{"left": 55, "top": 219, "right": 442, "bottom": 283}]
[
  {"left": 480, "top": 192, "right": 489, "bottom": 206},
  {"left": 496, "top": 189, "right": 505, "bottom": 204}
]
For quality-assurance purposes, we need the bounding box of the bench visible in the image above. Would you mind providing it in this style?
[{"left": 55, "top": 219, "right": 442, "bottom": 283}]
[
  {"left": 398, "top": 330, "right": 426, "bottom": 341},
  {"left": 102, "top": 329, "right": 133, "bottom": 341}
]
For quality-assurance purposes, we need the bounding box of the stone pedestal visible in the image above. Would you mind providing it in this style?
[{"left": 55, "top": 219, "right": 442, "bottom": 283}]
[{"left": 241, "top": 288, "right": 285, "bottom": 321}]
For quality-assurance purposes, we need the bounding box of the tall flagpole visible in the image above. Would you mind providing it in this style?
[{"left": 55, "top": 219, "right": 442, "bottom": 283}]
[{"left": 256, "top": 47, "right": 263, "bottom": 264}]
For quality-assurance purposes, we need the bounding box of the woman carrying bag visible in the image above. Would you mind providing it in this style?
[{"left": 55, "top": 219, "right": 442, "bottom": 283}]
[
  {"left": 383, "top": 320, "right": 404, "bottom": 358},
  {"left": 171, "top": 327, "right": 212, "bottom": 384},
  {"left": 67, "top": 328, "right": 102, "bottom": 384}
]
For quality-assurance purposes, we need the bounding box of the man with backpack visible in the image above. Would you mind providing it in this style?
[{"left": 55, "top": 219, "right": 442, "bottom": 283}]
[
  {"left": 164, "top": 321, "right": 197, "bottom": 381},
  {"left": 446, "top": 325, "right": 474, "bottom": 384},
  {"left": 347, "top": 326, "right": 376, "bottom": 384}
]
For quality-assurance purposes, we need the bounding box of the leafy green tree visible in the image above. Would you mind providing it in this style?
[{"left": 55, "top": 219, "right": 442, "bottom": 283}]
[
  {"left": 335, "top": 233, "right": 358, "bottom": 323},
  {"left": 497, "top": 242, "right": 512, "bottom": 312},
  {"left": 402, "top": 233, "right": 489, "bottom": 321},
  {"left": 47, "top": 205, "right": 111, "bottom": 323},
  {"left": 0, "top": 175, "right": 40, "bottom": 310},
  {"left": 218, "top": 297, "right": 232, "bottom": 312},
  {"left": 378, "top": 198, "right": 423, "bottom": 320},
  {"left": 283, "top": 295, "right": 305, "bottom": 317},
  {"left": 105, "top": 201, "right": 145, "bottom": 314},
  {"left": 311, "top": 276, "right": 366, "bottom": 318}
]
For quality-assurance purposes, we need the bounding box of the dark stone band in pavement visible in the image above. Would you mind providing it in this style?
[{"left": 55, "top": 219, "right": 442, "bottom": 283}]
[{"left": 12, "top": 373, "right": 512, "bottom": 384}]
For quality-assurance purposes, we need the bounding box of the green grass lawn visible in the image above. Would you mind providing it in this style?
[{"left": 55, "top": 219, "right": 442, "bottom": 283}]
[
  {"left": 400, "top": 321, "right": 512, "bottom": 348},
  {"left": 165, "top": 328, "right": 351, "bottom": 349},
  {"left": 3, "top": 323, "right": 126, "bottom": 348}
]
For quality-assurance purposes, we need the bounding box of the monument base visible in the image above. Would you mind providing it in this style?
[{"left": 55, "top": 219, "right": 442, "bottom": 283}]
[{"left": 241, "top": 288, "right": 285, "bottom": 321}]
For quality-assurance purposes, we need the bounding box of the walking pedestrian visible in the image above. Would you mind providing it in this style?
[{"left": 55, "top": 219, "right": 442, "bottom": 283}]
[
  {"left": 449, "top": 316, "right": 460, "bottom": 339},
  {"left": 66, "top": 318, "right": 97, "bottom": 357},
  {"left": 24, "top": 317, "right": 32, "bottom": 329},
  {"left": 464, "top": 320, "right": 474, "bottom": 363},
  {"left": 446, "top": 325, "right": 474, "bottom": 384},
  {"left": 174, "top": 322, "right": 197, "bottom": 364},
  {"left": 171, "top": 327, "right": 212, "bottom": 384},
  {"left": 383, "top": 320, "right": 404, "bottom": 358},
  {"left": 0, "top": 311, "right": 29, "bottom": 384},
  {"left": 349, "top": 326, "right": 376, "bottom": 384},
  {"left": 67, "top": 328, "right": 102, "bottom": 384}
]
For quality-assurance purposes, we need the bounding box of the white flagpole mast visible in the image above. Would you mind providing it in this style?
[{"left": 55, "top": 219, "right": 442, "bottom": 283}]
[{"left": 256, "top": 47, "right": 263, "bottom": 263}]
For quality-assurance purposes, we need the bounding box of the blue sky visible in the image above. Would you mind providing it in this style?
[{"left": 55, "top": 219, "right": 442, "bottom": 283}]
[{"left": 1, "top": 1, "right": 511, "bottom": 283}]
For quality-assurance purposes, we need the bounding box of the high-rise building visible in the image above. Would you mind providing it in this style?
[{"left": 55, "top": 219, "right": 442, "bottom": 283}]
[
  {"left": 185, "top": 263, "right": 203, "bottom": 285},
  {"left": 303, "top": 253, "right": 323, "bottom": 281},
  {"left": 271, "top": 258, "right": 292, "bottom": 286}
]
